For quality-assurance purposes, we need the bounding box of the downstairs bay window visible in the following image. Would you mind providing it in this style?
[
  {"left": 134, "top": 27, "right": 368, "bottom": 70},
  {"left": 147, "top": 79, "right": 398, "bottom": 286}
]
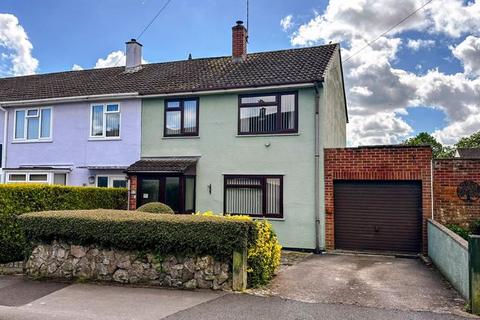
[
  {"left": 5, "top": 171, "right": 67, "bottom": 185},
  {"left": 224, "top": 175, "right": 283, "bottom": 218}
]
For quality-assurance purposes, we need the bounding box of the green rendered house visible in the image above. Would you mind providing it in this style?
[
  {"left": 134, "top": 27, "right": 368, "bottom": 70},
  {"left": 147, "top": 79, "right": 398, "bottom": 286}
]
[{"left": 126, "top": 21, "right": 347, "bottom": 251}]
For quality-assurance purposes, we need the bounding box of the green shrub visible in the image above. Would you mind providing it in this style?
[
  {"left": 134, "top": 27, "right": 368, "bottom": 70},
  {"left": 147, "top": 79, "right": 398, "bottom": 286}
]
[
  {"left": 19, "top": 209, "right": 255, "bottom": 260},
  {"left": 137, "top": 202, "right": 174, "bottom": 214},
  {"left": 447, "top": 224, "right": 470, "bottom": 240},
  {"left": 0, "top": 184, "right": 127, "bottom": 263},
  {"left": 470, "top": 220, "right": 480, "bottom": 235}
]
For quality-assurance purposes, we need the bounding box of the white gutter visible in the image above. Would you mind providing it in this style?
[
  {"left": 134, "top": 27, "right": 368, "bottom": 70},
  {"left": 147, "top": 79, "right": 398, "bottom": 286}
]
[
  {"left": 0, "top": 106, "right": 7, "bottom": 183},
  {"left": 0, "top": 83, "right": 318, "bottom": 108},
  {"left": 139, "top": 83, "right": 317, "bottom": 99},
  {"left": 0, "top": 92, "right": 139, "bottom": 108}
]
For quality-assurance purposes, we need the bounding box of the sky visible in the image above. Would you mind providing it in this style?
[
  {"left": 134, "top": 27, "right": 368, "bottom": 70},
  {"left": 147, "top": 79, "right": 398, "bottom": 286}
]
[{"left": 0, "top": 0, "right": 479, "bottom": 146}]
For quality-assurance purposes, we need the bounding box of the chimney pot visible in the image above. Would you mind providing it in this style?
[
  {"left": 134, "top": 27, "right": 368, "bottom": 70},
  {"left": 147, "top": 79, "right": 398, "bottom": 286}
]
[
  {"left": 232, "top": 20, "right": 247, "bottom": 62},
  {"left": 125, "top": 39, "right": 143, "bottom": 70}
]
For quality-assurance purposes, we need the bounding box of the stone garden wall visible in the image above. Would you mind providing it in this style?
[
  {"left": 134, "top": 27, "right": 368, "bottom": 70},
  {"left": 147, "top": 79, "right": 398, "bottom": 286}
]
[{"left": 25, "top": 241, "right": 232, "bottom": 290}]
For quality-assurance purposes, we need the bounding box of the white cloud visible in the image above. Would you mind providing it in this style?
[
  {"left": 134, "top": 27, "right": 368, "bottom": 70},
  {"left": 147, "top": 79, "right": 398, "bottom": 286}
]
[
  {"left": 93, "top": 50, "right": 148, "bottom": 69},
  {"left": 285, "top": 0, "right": 480, "bottom": 146},
  {"left": 433, "top": 114, "right": 480, "bottom": 145},
  {"left": 280, "top": 15, "right": 293, "bottom": 31},
  {"left": 72, "top": 64, "right": 84, "bottom": 71},
  {"left": 452, "top": 35, "right": 480, "bottom": 77},
  {"left": 348, "top": 112, "right": 413, "bottom": 145},
  {"left": 94, "top": 50, "right": 126, "bottom": 68},
  {"left": 0, "top": 13, "right": 38, "bottom": 76},
  {"left": 426, "top": 0, "right": 480, "bottom": 38},
  {"left": 406, "top": 38, "right": 435, "bottom": 51}
]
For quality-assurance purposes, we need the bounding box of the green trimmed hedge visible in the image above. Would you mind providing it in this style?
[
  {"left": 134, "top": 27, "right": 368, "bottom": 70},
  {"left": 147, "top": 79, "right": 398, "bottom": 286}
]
[
  {"left": 19, "top": 210, "right": 256, "bottom": 259},
  {"left": 137, "top": 202, "right": 174, "bottom": 214},
  {"left": 0, "top": 185, "right": 127, "bottom": 263}
]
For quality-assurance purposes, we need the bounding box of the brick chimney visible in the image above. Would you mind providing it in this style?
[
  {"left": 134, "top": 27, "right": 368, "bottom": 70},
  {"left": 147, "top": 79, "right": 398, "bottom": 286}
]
[
  {"left": 125, "top": 39, "right": 142, "bottom": 70},
  {"left": 232, "top": 20, "right": 247, "bottom": 62}
]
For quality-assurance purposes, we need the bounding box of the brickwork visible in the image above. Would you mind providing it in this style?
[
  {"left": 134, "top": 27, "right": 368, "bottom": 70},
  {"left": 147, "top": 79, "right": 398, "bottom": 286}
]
[
  {"left": 232, "top": 22, "right": 247, "bottom": 60},
  {"left": 433, "top": 159, "right": 480, "bottom": 227},
  {"left": 128, "top": 175, "right": 138, "bottom": 210},
  {"left": 324, "top": 146, "right": 432, "bottom": 253}
]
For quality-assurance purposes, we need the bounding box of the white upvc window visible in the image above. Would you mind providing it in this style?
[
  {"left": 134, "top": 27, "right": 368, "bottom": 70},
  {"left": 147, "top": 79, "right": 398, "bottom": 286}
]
[
  {"left": 14, "top": 107, "right": 52, "bottom": 142},
  {"left": 90, "top": 103, "right": 121, "bottom": 139},
  {"left": 96, "top": 175, "right": 127, "bottom": 188},
  {"left": 5, "top": 171, "right": 68, "bottom": 185}
]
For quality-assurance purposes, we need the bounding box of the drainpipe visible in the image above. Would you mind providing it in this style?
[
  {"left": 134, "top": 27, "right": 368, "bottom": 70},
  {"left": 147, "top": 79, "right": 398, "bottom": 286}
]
[
  {"left": 0, "top": 106, "right": 7, "bottom": 183},
  {"left": 431, "top": 158, "right": 434, "bottom": 220},
  {"left": 314, "top": 82, "right": 322, "bottom": 254}
]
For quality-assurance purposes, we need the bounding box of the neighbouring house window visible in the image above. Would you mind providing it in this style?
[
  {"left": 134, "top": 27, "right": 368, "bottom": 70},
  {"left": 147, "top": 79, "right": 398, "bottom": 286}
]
[
  {"left": 91, "top": 104, "right": 120, "bottom": 138},
  {"left": 96, "top": 175, "right": 127, "bottom": 188},
  {"left": 224, "top": 175, "right": 283, "bottom": 218},
  {"left": 14, "top": 107, "right": 52, "bottom": 141},
  {"left": 53, "top": 173, "right": 67, "bottom": 185},
  {"left": 238, "top": 92, "right": 297, "bottom": 135},
  {"left": 164, "top": 98, "right": 199, "bottom": 136},
  {"left": 5, "top": 171, "right": 67, "bottom": 185}
]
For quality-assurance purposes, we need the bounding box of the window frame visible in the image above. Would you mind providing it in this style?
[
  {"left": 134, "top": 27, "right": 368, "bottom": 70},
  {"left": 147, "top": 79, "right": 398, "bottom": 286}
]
[
  {"left": 237, "top": 91, "right": 298, "bottom": 135},
  {"left": 163, "top": 97, "right": 200, "bottom": 137},
  {"left": 5, "top": 171, "right": 68, "bottom": 185},
  {"left": 223, "top": 174, "right": 284, "bottom": 218},
  {"left": 13, "top": 107, "right": 53, "bottom": 142},
  {"left": 95, "top": 175, "right": 127, "bottom": 188},
  {"left": 89, "top": 103, "right": 121, "bottom": 139},
  {"left": 136, "top": 174, "right": 196, "bottom": 213}
]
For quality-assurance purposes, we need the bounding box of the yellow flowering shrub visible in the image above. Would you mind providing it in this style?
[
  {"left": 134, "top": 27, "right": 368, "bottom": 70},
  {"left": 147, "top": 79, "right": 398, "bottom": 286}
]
[{"left": 195, "top": 211, "right": 282, "bottom": 287}]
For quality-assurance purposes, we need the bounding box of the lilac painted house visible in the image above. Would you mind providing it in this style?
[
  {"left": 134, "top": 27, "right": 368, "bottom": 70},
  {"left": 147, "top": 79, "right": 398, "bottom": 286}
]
[{"left": 0, "top": 41, "right": 144, "bottom": 187}]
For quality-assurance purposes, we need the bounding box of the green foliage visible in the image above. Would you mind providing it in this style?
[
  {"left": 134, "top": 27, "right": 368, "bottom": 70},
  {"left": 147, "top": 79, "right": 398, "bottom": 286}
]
[
  {"left": 246, "top": 220, "right": 282, "bottom": 288},
  {"left": 403, "top": 132, "right": 455, "bottom": 158},
  {"left": 456, "top": 132, "right": 480, "bottom": 149},
  {"left": 19, "top": 209, "right": 256, "bottom": 260},
  {"left": 197, "top": 212, "right": 282, "bottom": 287},
  {"left": 447, "top": 224, "right": 471, "bottom": 240},
  {"left": 0, "top": 184, "right": 127, "bottom": 263},
  {"left": 470, "top": 220, "right": 480, "bottom": 236},
  {"left": 137, "top": 202, "right": 174, "bottom": 214}
]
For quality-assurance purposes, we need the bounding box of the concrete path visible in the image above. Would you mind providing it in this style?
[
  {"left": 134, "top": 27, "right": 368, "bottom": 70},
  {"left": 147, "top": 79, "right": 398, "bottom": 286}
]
[
  {"left": 0, "top": 280, "right": 224, "bottom": 320},
  {"left": 255, "top": 253, "right": 467, "bottom": 316}
]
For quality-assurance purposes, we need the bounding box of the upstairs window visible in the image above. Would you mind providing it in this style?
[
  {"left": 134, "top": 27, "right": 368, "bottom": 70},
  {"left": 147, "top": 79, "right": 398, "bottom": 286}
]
[
  {"left": 14, "top": 107, "right": 52, "bottom": 141},
  {"left": 238, "top": 92, "right": 297, "bottom": 135},
  {"left": 91, "top": 104, "right": 120, "bottom": 138},
  {"left": 164, "top": 98, "right": 199, "bottom": 137},
  {"left": 224, "top": 175, "right": 283, "bottom": 218}
]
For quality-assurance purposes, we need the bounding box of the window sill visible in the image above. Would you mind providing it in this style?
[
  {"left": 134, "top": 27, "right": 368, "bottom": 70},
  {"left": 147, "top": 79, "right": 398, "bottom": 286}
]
[
  {"left": 236, "top": 133, "right": 300, "bottom": 138},
  {"left": 88, "top": 137, "right": 122, "bottom": 141},
  {"left": 12, "top": 139, "right": 53, "bottom": 144},
  {"left": 162, "top": 136, "right": 200, "bottom": 140},
  {"left": 253, "top": 216, "right": 285, "bottom": 221}
]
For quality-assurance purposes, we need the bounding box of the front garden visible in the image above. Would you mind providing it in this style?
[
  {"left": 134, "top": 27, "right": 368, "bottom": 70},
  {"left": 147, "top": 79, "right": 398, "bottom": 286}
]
[{"left": 1, "top": 185, "right": 281, "bottom": 289}]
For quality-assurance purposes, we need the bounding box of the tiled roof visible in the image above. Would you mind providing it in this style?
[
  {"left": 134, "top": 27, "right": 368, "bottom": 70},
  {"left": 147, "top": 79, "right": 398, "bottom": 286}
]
[
  {"left": 0, "top": 44, "right": 338, "bottom": 103},
  {"left": 126, "top": 157, "right": 199, "bottom": 173},
  {"left": 456, "top": 148, "right": 480, "bottom": 159}
]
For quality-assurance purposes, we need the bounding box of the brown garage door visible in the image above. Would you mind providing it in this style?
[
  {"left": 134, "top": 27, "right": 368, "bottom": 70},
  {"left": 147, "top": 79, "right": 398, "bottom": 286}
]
[{"left": 334, "top": 180, "right": 422, "bottom": 253}]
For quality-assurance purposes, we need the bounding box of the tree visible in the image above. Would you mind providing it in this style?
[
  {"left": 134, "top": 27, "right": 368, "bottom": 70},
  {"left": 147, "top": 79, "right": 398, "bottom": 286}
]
[
  {"left": 455, "top": 131, "right": 480, "bottom": 149},
  {"left": 402, "top": 132, "right": 455, "bottom": 158}
]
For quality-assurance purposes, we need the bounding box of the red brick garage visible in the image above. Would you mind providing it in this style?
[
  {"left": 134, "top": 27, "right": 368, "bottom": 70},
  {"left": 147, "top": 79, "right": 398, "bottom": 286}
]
[{"left": 324, "top": 146, "right": 432, "bottom": 254}]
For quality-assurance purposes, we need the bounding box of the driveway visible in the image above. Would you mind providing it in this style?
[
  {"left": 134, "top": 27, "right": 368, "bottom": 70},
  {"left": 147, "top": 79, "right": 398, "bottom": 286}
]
[{"left": 258, "top": 253, "right": 467, "bottom": 316}]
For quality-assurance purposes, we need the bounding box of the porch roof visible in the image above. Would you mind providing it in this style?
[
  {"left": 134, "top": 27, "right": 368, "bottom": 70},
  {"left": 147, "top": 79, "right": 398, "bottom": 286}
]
[{"left": 126, "top": 157, "right": 199, "bottom": 174}]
